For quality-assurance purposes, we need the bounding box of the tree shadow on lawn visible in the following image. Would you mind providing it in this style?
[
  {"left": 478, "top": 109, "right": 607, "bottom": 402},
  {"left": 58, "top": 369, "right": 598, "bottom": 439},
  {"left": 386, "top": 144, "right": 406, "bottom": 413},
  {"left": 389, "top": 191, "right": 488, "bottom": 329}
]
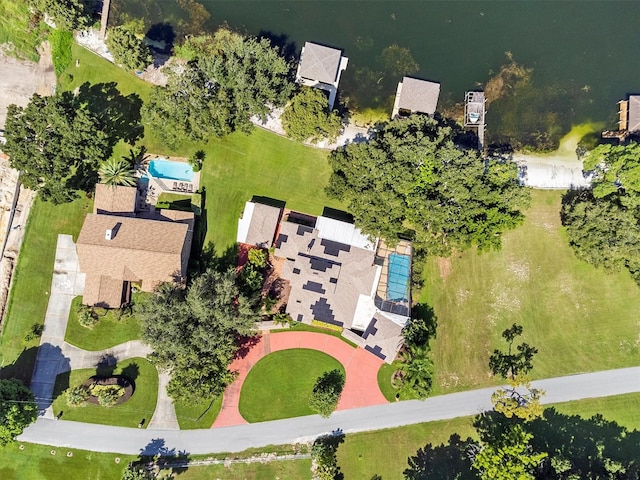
[
  {"left": 0, "top": 346, "right": 39, "bottom": 384},
  {"left": 135, "top": 438, "right": 191, "bottom": 477},
  {"left": 120, "top": 362, "right": 140, "bottom": 382}
]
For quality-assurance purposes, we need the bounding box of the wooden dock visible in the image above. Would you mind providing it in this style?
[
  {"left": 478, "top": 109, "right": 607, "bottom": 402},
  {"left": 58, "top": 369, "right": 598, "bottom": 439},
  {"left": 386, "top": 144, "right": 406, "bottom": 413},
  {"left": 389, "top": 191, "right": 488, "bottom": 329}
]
[
  {"left": 618, "top": 100, "right": 629, "bottom": 131},
  {"left": 99, "top": 0, "right": 110, "bottom": 40}
]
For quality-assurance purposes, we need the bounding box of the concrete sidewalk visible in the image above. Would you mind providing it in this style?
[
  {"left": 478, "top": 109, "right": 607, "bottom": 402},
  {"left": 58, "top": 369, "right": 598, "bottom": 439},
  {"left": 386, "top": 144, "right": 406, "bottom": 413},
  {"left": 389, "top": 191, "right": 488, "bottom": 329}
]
[{"left": 30, "top": 235, "right": 84, "bottom": 417}]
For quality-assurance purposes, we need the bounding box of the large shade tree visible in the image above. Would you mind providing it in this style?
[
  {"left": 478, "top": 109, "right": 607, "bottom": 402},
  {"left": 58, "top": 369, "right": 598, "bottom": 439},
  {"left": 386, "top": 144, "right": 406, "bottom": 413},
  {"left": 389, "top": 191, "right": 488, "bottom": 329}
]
[
  {"left": 327, "top": 116, "right": 529, "bottom": 255},
  {"left": 281, "top": 87, "right": 342, "bottom": 143},
  {"left": 562, "top": 142, "right": 640, "bottom": 285},
  {"left": 142, "top": 28, "right": 293, "bottom": 147},
  {"left": 106, "top": 25, "right": 152, "bottom": 72},
  {"left": 0, "top": 379, "right": 38, "bottom": 446},
  {"left": 140, "top": 268, "right": 260, "bottom": 403}
]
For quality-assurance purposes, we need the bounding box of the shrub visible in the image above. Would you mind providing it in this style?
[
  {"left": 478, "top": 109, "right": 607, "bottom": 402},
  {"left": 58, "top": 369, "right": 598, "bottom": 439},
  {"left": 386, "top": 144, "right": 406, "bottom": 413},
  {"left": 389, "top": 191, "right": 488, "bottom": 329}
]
[
  {"left": 90, "top": 384, "right": 125, "bottom": 407},
  {"left": 66, "top": 384, "right": 91, "bottom": 407},
  {"left": 309, "top": 369, "right": 345, "bottom": 418},
  {"left": 188, "top": 150, "right": 206, "bottom": 172},
  {"left": 247, "top": 248, "right": 267, "bottom": 268},
  {"left": 272, "top": 312, "right": 293, "bottom": 326},
  {"left": 311, "top": 319, "right": 342, "bottom": 333},
  {"left": 239, "top": 262, "right": 264, "bottom": 294},
  {"left": 77, "top": 304, "right": 98, "bottom": 328}
]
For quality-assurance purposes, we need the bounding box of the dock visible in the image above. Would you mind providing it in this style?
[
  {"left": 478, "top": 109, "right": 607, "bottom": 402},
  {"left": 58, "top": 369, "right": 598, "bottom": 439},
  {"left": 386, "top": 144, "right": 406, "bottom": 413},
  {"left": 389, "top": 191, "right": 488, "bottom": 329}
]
[
  {"left": 618, "top": 100, "right": 628, "bottom": 131},
  {"left": 464, "top": 91, "right": 486, "bottom": 151}
]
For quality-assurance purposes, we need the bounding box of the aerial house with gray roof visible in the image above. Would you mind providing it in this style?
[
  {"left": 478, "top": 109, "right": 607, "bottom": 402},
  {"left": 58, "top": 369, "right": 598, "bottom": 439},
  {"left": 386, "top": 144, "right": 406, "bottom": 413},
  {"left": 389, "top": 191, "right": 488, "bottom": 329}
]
[
  {"left": 392, "top": 76, "right": 441, "bottom": 118},
  {"left": 295, "top": 41, "right": 349, "bottom": 110},
  {"left": 237, "top": 201, "right": 413, "bottom": 363}
]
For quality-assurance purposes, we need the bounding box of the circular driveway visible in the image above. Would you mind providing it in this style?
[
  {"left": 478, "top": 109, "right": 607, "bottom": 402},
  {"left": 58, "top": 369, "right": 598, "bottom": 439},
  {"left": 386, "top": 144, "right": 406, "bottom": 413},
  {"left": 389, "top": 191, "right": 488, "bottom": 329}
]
[{"left": 212, "top": 331, "right": 388, "bottom": 428}]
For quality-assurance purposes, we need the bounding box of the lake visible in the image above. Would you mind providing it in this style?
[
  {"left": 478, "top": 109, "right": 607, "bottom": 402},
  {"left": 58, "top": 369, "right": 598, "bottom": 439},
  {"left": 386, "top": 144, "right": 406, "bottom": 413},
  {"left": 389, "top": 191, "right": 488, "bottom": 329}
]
[{"left": 111, "top": 0, "right": 640, "bottom": 148}]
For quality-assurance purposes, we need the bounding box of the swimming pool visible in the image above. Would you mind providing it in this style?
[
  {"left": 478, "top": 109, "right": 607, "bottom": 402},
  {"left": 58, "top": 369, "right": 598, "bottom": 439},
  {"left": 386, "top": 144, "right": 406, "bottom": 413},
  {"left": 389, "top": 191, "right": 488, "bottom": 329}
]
[
  {"left": 147, "top": 159, "right": 194, "bottom": 182},
  {"left": 387, "top": 253, "right": 410, "bottom": 302}
]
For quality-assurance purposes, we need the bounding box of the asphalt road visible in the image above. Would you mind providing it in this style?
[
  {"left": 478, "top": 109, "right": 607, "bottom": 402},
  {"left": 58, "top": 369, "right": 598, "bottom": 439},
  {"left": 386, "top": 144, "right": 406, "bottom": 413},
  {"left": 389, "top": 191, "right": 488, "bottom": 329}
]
[{"left": 18, "top": 366, "right": 640, "bottom": 455}]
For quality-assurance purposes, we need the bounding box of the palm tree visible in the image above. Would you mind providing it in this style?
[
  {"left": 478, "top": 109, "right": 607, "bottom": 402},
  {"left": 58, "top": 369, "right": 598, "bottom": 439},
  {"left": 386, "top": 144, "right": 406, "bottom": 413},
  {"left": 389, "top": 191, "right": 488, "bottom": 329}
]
[
  {"left": 98, "top": 157, "right": 137, "bottom": 187},
  {"left": 398, "top": 344, "right": 433, "bottom": 399}
]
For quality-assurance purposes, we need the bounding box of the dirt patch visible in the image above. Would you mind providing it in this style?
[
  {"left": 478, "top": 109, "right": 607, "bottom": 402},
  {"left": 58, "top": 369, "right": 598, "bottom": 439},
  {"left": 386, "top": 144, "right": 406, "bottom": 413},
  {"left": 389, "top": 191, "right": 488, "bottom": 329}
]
[
  {"left": 0, "top": 41, "right": 55, "bottom": 130},
  {"left": 436, "top": 257, "right": 452, "bottom": 280}
]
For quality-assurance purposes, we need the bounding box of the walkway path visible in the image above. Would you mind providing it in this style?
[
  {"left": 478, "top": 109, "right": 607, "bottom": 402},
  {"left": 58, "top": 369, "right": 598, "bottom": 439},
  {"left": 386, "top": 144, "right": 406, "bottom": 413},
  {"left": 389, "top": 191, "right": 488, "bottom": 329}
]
[
  {"left": 212, "top": 331, "right": 387, "bottom": 428},
  {"left": 29, "top": 234, "right": 177, "bottom": 428},
  {"left": 30, "top": 235, "right": 85, "bottom": 417},
  {"left": 19, "top": 366, "right": 640, "bottom": 455}
]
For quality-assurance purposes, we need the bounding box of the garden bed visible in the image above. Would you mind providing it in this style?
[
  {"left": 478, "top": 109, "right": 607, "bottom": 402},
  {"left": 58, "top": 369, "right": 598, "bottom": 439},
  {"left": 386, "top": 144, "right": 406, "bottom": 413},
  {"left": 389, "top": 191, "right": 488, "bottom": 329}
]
[{"left": 84, "top": 375, "right": 134, "bottom": 406}]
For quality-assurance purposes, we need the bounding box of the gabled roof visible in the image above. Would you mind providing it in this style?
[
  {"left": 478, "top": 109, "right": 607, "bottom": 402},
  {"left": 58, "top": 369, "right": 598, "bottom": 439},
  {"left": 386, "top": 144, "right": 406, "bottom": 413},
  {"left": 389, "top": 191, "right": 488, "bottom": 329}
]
[
  {"left": 93, "top": 184, "right": 137, "bottom": 216},
  {"left": 298, "top": 42, "right": 343, "bottom": 84},
  {"left": 628, "top": 95, "right": 640, "bottom": 132},
  {"left": 397, "top": 76, "right": 441, "bottom": 115},
  {"left": 237, "top": 201, "right": 282, "bottom": 248},
  {"left": 77, "top": 214, "right": 191, "bottom": 289}
]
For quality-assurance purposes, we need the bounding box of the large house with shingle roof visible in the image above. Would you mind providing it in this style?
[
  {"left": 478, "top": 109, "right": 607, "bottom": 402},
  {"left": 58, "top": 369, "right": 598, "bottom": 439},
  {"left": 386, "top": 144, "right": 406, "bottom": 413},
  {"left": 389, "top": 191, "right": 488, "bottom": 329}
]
[
  {"left": 237, "top": 201, "right": 411, "bottom": 362},
  {"left": 295, "top": 41, "right": 349, "bottom": 110},
  {"left": 392, "top": 76, "right": 441, "bottom": 118},
  {"left": 77, "top": 184, "right": 193, "bottom": 308}
]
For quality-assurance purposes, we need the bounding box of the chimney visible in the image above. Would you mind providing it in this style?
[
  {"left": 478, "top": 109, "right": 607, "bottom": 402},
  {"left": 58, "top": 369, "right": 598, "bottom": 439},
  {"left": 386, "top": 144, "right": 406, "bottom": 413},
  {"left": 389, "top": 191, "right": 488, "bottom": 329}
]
[{"left": 105, "top": 229, "right": 113, "bottom": 240}]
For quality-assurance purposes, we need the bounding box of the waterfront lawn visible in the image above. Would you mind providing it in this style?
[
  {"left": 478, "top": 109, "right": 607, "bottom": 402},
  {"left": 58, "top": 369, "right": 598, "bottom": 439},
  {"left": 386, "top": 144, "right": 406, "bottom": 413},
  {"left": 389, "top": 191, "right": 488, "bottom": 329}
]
[
  {"left": 0, "top": 195, "right": 91, "bottom": 384},
  {"left": 422, "top": 189, "right": 640, "bottom": 395},
  {"left": 174, "top": 394, "right": 223, "bottom": 430},
  {"left": 50, "top": 357, "right": 158, "bottom": 428},
  {"left": 64, "top": 295, "right": 145, "bottom": 351},
  {"left": 239, "top": 349, "right": 345, "bottom": 422}
]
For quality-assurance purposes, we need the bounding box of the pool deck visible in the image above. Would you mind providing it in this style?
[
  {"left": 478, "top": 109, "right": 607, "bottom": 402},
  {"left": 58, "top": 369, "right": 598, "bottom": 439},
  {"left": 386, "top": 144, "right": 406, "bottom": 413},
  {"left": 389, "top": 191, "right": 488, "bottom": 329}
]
[
  {"left": 135, "top": 154, "right": 200, "bottom": 208},
  {"left": 375, "top": 239, "right": 413, "bottom": 307}
]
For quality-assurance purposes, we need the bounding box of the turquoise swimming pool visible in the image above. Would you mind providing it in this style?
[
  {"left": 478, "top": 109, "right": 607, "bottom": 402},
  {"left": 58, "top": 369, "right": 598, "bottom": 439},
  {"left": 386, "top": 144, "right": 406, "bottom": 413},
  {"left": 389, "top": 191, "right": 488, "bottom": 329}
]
[
  {"left": 148, "top": 159, "right": 194, "bottom": 182},
  {"left": 387, "top": 253, "right": 410, "bottom": 302}
]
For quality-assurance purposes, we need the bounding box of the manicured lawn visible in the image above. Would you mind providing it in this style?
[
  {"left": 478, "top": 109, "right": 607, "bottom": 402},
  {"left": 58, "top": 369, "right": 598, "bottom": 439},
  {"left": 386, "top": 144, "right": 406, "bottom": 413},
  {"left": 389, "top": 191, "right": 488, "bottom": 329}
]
[
  {"left": 155, "top": 192, "right": 193, "bottom": 211},
  {"left": 0, "top": 196, "right": 92, "bottom": 383},
  {"left": 64, "top": 295, "right": 145, "bottom": 351},
  {"left": 239, "top": 349, "right": 345, "bottom": 422},
  {"left": 552, "top": 392, "right": 640, "bottom": 430},
  {"left": 0, "top": 0, "right": 49, "bottom": 61},
  {"left": 421, "top": 189, "right": 640, "bottom": 395},
  {"left": 60, "top": 43, "right": 153, "bottom": 102},
  {"left": 377, "top": 361, "right": 419, "bottom": 402},
  {"left": 174, "top": 394, "right": 223, "bottom": 430},
  {"left": 50, "top": 357, "right": 158, "bottom": 428}
]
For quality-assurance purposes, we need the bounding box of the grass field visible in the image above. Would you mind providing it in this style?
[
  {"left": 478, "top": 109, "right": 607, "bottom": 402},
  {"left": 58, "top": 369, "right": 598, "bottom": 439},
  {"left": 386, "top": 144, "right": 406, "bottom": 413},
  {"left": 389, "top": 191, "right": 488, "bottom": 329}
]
[
  {"left": 421, "top": 189, "right": 640, "bottom": 395},
  {"left": 50, "top": 357, "right": 158, "bottom": 428},
  {"left": 174, "top": 394, "right": 223, "bottom": 430},
  {"left": 64, "top": 296, "right": 142, "bottom": 351},
  {"left": 0, "top": 196, "right": 92, "bottom": 383},
  {"left": 0, "top": 0, "right": 49, "bottom": 61},
  {"left": 239, "top": 349, "right": 345, "bottom": 422}
]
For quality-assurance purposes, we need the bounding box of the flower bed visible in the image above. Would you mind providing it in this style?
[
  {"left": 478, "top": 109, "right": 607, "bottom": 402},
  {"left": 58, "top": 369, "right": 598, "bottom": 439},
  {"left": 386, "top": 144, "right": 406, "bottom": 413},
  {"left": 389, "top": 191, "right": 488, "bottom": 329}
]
[{"left": 84, "top": 375, "right": 134, "bottom": 406}]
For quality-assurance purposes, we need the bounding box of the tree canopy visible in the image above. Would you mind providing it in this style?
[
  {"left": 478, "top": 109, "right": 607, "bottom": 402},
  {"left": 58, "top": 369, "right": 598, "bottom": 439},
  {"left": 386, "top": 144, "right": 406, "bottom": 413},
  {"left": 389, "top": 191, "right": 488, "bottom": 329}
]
[
  {"left": 0, "top": 379, "right": 38, "bottom": 446},
  {"left": 327, "top": 116, "right": 529, "bottom": 255},
  {"left": 281, "top": 87, "right": 342, "bottom": 143},
  {"left": 489, "top": 324, "right": 538, "bottom": 379},
  {"left": 106, "top": 26, "right": 153, "bottom": 72},
  {"left": 562, "top": 142, "right": 640, "bottom": 285},
  {"left": 3, "top": 85, "right": 142, "bottom": 203},
  {"left": 31, "top": 0, "right": 94, "bottom": 31},
  {"left": 140, "top": 268, "right": 260, "bottom": 403},
  {"left": 142, "top": 28, "right": 293, "bottom": 147}
]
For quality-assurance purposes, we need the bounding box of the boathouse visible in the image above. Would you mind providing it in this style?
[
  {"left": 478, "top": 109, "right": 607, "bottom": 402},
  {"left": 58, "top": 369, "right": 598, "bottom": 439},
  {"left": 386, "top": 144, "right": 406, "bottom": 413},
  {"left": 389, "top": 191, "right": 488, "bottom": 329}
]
[
  {"left": 295, "top": 42, "right": 349, "bottom": 110},
  {"left": 391, "top": 76, "right": 441, "bottom": 118}
]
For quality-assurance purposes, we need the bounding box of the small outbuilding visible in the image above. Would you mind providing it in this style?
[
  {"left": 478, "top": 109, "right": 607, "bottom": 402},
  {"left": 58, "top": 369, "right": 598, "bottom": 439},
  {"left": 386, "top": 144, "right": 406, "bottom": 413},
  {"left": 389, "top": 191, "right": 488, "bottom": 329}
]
[
  {"left": 295, "top": 42, "right": 348, "bottom": 110},
  {"left": 392, "top": 76, "right": 441, "bottom": 118}
]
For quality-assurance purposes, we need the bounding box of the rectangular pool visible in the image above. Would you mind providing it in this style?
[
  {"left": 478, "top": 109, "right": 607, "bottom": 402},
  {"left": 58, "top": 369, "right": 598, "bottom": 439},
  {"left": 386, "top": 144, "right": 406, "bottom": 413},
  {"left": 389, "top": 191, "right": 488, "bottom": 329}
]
[
  {"left": 148, "top": 159, "right": 194, "bottom": 182},
  {"left": 387, "top": 253, "right": 410, "bottom": 302}
]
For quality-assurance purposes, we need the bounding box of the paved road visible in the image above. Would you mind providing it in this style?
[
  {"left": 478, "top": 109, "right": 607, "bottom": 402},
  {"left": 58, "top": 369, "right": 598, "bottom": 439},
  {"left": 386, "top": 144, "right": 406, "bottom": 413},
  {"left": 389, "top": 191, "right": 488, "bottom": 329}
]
[{"left": 18, "top": 366, "right": 640, "bottom": 455}]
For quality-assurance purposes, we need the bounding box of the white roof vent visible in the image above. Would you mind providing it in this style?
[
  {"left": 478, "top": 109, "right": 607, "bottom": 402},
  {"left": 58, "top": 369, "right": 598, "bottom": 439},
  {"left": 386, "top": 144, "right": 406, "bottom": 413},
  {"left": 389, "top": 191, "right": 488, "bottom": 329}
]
[{"left": 105, "top": 229, "right": 113, "bottom": 240}]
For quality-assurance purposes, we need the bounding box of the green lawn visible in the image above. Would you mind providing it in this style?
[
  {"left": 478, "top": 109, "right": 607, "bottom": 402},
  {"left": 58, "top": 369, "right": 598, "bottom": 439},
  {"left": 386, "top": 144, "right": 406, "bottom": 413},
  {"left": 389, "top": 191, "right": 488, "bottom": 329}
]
[
  {"left": 155, "top": 192, "right": 194, "bottom": 211},
  {"left": 50, "top": 357, "right": 158, "bottom": 428},
  {"left": 177, "top": 459, "right": 312, "bottom": 479},
  {"left": 552, "top": 392, "right": 640, "bottom": 430},
  {"left": 64, "top": 295, "right": 144, "bottom": 351},
  {"left": 174, "top": 394, "right": 223, "bottom": 430},
  {"left": 0, "top": 0, "right": 49, "bottom": 61},
  {"left": 272, "top": 322, "right": 358, "bottom": 348},
  {"left": 421, "top": 189, "right": 640, "bottom": 395},
  {"left": 0, "top": 196, "right": 92, "bottom": 383},
  {"left": 239, "top": 349, "right": 345, "bottom": 422},
  {"left": 377, "top": 361, "right": 420, "bottom": 402}
]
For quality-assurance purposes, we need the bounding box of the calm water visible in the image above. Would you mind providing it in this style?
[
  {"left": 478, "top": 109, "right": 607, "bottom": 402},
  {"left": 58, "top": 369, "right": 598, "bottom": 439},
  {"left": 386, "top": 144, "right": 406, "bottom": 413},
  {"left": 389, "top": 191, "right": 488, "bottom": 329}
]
[{"left": 112, "top": 0, "right": 640, "bottom": 145}]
